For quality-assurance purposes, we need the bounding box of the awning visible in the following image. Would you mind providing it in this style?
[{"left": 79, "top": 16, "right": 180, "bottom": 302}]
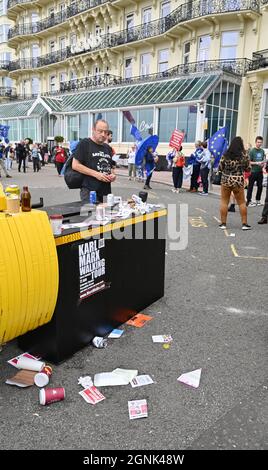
[
  {"left": 0, "top": 73, "right": 223, "bottom": 119},
  {"left": 62, "top": 74, "right": 221, "bottom": 112}
]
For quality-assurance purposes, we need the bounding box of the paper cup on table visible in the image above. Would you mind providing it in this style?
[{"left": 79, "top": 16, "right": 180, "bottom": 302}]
[
  {"left": 39, "top": 387, "right": 65, "bottom": 405},
  {"left": 17, "top": 357, "right": 45, "bottom": 372},
  {"left": 34, "top": 365, "right": 53, "bottom": 387}
]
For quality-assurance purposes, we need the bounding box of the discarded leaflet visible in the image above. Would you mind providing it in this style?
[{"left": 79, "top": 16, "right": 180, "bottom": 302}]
[
  {"left": 177, "top": 368, "right": 202, "bottom": 388},
  {"left": 79, "top": 386, "right": 105, "bottom": 404},
  {"left": 126, "top": 314, "right": 153, "bottom": 328},
  {"left": 128, "top": 399, "right": 148, "bottom": 420},
  {"left": 108, "top": 329, "right": 124, "bottom": 338},
  {"left": 152, "top": 335, "right": 173, "bottom": 343},
  {"left": 130, "top": 375, "right": 154, "bottom": 388}
]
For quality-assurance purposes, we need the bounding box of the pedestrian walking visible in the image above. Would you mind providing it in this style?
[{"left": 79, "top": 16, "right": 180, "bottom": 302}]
[
  {"left": 218, "top": 136, "right": 251, "bottom": 230},
  {"left": 258, "top": 160, "right": 268, "bottom": 224},
  {"left": 0, "top": 142, "right": 11, "bottom": 178},
  {"left": 143, "top": 146, "right": 158, "bottom": 190}
]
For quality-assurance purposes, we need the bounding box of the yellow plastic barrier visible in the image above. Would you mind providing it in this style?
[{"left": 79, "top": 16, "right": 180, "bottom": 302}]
[{"left": 0, "top": 210, "right": 59, "bottom": 344}]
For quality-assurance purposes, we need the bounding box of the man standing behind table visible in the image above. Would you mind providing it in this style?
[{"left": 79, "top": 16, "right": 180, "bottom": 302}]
[
  {"left": 246, "top": 136, "right": 266, "bottom": 207},
  {"left": 72, "top": 119, "right": 116, "bottom": 203}
]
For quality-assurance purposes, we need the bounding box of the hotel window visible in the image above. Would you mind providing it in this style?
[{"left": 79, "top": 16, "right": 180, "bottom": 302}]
[
  {"left": 140, "top": 53, "right": 151, "bottom": 76},
  {"left": 142, "top": 7, "right": 152, "bottom": 24},
  {"left": 0, "top": 51, "right": 11, "bottom": 61},
  {"left": 160, "top": 1, "right": 171, "bottom": 18},
  {"left": 32, "top": 77, "right": 40, "bottom": 96},
  {"left": 21, "top": 79, "right": 28, "bottom": 97},
  {"left": 126, "top": 14, "right": 134, "bottom": 30},
  {"left": 125, "top": 58, "right": 133, "bottom": 79},
  {"left": 59, "top": 3, "right": 65, "bottom": 13},
  {"left": 49, "top": 75, "right": 56, "bottom": 92},
  {"left": 0, "top": 0, "right": 7, "bottom": 15},
  {"left": 60, "top": 72, "right": 67, "bottom": 83},
  {"left": 198, "top": 35, "right": 211, "bottom": 61},
  {"left": 158, "top": 106, "right": 197, "bottom": 142},
  {"left": 67, "top": 115, "right": 79, "bottom": 141},
  {"left": 49, "top": 40, "right": 55, "bottom": 53},
  {"left": 158, "top": 49, "right": 169, "bottom": 73},
  {"left": 183, "top": 42, "right": 190, "bottom": 64},
  {"left": 220, "top": 31, "right": 239, "bottom": 60},
  {"left": 0, "top": 25, "right": 9, "bottom": 43},
  {"left": 59, "top": 37, "right": 66, "bottom": 50},
  {"left": 70, "top": 33, "right": 77, "bottom": 46},
  {"left": 95, "top": 25, "right": 102, "bottom": 37},
  {"left": 32, "top": 44, "right": 40, "bottom": 66},
  {"left": 48, "top": 7, "right": 54, "bottom": 17}
]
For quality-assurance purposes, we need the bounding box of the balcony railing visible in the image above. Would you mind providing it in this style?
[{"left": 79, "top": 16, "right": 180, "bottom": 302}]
[
  {"left": 8, "top": 0, "right": 111, "bottom": 39},
  {"left": 40, "top": 59, "right": 252, "bottom": 97},
  {"left": 0, "top": 87, "right": 17, "bottom": 98},
  {"left": 7, "top": 0, "right": 32, "bottom": 8},
  {"left": 250, "top": 48, "right": 268, "bottom": 69},
  {"left": 0, "top": 61, "right": 11, "bottom": 70},
  {"left": 8, "top": 0, "right": 260, "bottom": 41}
]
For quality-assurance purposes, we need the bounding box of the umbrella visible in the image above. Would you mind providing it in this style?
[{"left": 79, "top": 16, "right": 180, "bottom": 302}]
[{"left": 135, "top": 135, "right": 159, "bottom": 166}]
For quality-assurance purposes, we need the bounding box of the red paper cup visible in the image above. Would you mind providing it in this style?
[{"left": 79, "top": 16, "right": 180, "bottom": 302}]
[
  {"left": 34, "top": 365, "right": 53, "bottom": 387},
  {"left": 39, "top": 387, "right": 65, "bottom": 405}
]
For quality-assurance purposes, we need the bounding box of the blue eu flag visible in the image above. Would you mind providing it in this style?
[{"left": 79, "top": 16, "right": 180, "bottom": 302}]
[
  {"left": 208, "top": 127, "right": 228, "bottom": 168},
  {"left": 130, "top": 125, "right": 142, "bottom": 142},
  {"left": 0, "top": 125, "right": 10, "bottom": 139}
]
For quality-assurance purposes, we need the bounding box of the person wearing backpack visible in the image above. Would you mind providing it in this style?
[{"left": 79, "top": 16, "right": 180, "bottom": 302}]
[{"left": 71, "top": 119, "right": 116, "bottom": 202}]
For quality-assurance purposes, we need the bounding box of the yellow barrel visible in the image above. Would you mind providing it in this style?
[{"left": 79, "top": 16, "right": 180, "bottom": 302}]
[{"left": 0, "top": 210, "right": 59, "bottom": 344}]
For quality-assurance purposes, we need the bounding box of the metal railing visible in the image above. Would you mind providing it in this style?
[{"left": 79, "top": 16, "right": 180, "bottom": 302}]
[
  {"left": 0, "top": 61, "right": 11, "bottom": 70},
  {"left": 0, "top": 87, "right": 17, "bottom": 98},
  {"left": 41, "top": 59, "right": 252, "bottom": 97},
  {"left": 8, "top": 0, "right": 111, "bottom": 38},
  {"left": 8, "top": 0, "right": 260, "bottom": 40}
]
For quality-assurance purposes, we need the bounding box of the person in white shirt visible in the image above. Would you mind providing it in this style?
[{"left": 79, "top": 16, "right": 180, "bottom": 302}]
[{"left": 127, "top": 144, "right": 136, "bottom": 180}]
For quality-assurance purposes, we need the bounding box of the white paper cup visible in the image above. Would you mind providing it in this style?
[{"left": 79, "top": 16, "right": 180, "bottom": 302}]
[{"left": 17, "top": 357, "right": 45, "bottom": 372}]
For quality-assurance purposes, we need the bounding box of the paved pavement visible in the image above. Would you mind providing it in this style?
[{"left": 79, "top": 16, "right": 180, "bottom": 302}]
[{"left": 0, "top": 163, "right": 267, "bottom": 451}]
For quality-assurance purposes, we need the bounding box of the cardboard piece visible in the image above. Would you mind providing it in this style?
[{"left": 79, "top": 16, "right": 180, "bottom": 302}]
[
  {"left": 6, "top": 369, "right": 36, "bottom": 387},
  {"left": 8, "top": 352, "right": 41, "bottom": 369}
]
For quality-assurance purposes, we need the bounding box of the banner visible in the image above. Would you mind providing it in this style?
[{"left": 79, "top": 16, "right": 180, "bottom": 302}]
[{"left": 169, "top": 129, "right": 185, "bottom": 150}]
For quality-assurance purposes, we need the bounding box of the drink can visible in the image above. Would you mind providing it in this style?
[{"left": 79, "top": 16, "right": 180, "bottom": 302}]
[
  {"left": 39, "top": 387, "right": 65, "bottom": 405},
  {"left": 92, "top": 336, "right": 108, "bottom": 348},
  {"left": 89, "top": 191, "right": 97, "bottom": 204},
  {"left": 107, "top": 193, "right": 114, "bottom": 206}
]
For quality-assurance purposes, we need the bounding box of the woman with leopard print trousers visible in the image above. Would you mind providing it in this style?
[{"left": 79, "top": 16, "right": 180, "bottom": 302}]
[{"left": 218, "top": 137, "right": 252, "bottom": 231}]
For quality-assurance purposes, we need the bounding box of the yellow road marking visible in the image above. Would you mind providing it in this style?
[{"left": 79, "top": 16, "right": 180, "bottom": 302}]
[
  {"left": 230, "top": 244, "right": 268, "bottom": 260},
  {"left": 231, "top": 244, "right": 239, "bottom": 257},
  {"left": 189, "top": 216, "right": 207, "bottom": 228}
]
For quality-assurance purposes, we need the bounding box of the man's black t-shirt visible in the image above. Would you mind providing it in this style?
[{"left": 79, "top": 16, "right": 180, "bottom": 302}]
[{"left": 74, "top": 138, "right": 115, "bottom": 196}]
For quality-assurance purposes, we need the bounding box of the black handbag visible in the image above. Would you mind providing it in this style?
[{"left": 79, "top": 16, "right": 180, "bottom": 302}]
[
  {"left": 212, "top": 171, "right": 222, "bottom": 185},
  {"left": 64, "top": 156, "right": 84, "bottom": 189}
]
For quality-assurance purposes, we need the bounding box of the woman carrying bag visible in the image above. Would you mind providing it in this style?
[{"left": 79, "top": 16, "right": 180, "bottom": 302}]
[
  {"left": 218, "top": 136, "right": 251, "bottom": 230},
  {"left": 172, "top": 146, "right": 185, "bottom": 194}
]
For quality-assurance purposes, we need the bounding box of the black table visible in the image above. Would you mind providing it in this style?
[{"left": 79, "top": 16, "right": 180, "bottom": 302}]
[{"left": 18, "top": 202, "right": 167, "bottom": 363}]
